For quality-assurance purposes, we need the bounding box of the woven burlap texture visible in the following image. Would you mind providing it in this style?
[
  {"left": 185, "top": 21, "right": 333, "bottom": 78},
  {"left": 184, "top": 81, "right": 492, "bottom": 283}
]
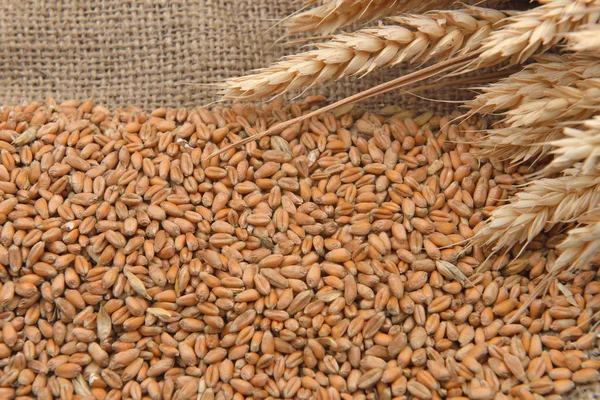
[{"left": 0, "top": 0, "right": 461, "bottom": 111}]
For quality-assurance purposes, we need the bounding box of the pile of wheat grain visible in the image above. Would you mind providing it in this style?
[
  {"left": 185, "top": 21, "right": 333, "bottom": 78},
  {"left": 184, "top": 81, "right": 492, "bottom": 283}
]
[
  {"left": 0, "top": 97, "right": 598, "bottom": 400},
  {"left": 222, "top": 0, "right": 600, "bottom": 313}
]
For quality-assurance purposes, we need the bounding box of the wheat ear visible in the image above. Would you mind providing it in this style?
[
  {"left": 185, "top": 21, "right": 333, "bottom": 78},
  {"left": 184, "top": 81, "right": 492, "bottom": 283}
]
[
  {"left": 553, "top": 209, "right": 600, "bottom": 272},
  {"left": 466, "top": 55, "right": 600, "bottom": 115},
  {"left": 477, "top": 126, "right": 572, "bottom": 165},
  {"left": 478, "top": 83, "right": 600, "bottom": 164},
  {"left": 285, "top": 0, "right": 513, "bottom": 35},
  {"left": 541, "top": 115, "right": 600, "bottom": 176},
  {"left": 501, "top": 82, "right": 600, "bottom": 128},
  {"left": 506, "top": 207, "right": 600, "bottom": 323},
  {"left": 471, "top": 175, "right": 600, "bottom": 254},
  {"left": 224, "top": 7, "right": 507, "bottom": 101},
  {"left": 472, "top": 0, "right": 600, "bottom": 69},
  {"left": 466, "top": 56, "right": 600, "bottom": 164}
]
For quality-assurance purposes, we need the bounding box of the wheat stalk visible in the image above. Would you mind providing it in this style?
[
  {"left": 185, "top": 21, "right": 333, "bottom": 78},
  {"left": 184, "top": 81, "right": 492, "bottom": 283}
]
[
  {"left": 208, "top": 52, "right": 478, "bottom": 160},
  {"left": 541, "top": 115, "right": 600, "bottom": 176},
  {"left": 472, "top": 174, "right": 600, "bottom": 254},
  {"left": 224, "top": 7, "right": 507, "bottom": 101}
]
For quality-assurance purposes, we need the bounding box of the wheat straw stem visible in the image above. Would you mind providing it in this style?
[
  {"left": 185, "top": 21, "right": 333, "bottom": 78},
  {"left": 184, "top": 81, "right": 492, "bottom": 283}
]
[{"left": 208, "top": 52, "right": 478, "bottom": 160}]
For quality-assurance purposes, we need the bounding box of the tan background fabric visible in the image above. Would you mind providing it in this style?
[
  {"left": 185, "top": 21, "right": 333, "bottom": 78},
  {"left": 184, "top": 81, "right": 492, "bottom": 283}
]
[{"left": 0, "top": 0, "right": 464, "bottom": 112}]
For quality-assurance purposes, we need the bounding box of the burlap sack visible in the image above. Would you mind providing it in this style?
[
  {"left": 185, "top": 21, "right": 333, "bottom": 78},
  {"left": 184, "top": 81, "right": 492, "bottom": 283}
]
[{"left": 0, "top": 0, "right": 467, "bottom": 112}]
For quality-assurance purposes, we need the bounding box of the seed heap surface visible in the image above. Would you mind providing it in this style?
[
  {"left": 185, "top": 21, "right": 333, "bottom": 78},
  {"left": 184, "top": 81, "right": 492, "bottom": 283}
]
[{"left": 0, "top": 98, "right": 597, "bottom": 400}]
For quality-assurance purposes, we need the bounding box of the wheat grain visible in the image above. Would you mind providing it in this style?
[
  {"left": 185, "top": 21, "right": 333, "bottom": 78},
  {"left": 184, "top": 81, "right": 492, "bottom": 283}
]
[
  {"left": 224, "top": 7, "right": 507, "bottom": 101},
  {"left": 3, "top": 98, "right": 598, "bottom": 399},
  {"left": 472, "top": 175, "right": 600, "bottom": 254}
]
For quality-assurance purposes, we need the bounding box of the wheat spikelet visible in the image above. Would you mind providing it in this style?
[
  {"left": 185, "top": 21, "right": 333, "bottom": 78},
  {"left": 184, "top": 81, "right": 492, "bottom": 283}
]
[
  {"left": 472, "top": 175, "right": 600, "bottom": 253},
  {"left": 553, "top": 210, "right": 600, "bottom": 272},
  {"left": 567, "top": 24, "right": 600, "bottom": 52},
  {"left": 224, "top": 7, "right": 507, "bottom": 101},
  {"left": 541, "top": 115, "right": 600, "bottom": 176},
  {"left": 286, "top": 0, "right": 449, "bottom": 35},
  {"left": 474, "top": 0, "right": 600, "bottom": 68}
]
